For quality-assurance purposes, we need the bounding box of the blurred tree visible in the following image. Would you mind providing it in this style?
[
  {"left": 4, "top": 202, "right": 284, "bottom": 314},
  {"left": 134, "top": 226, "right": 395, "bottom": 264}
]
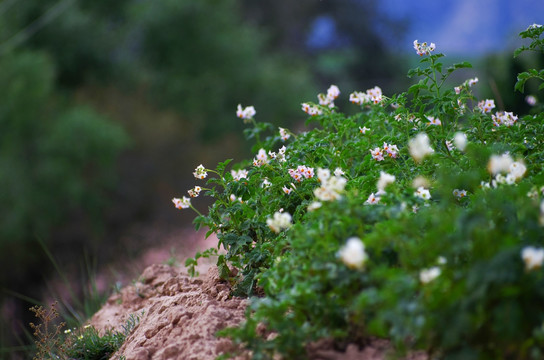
[{"left": 240, "top": 0, "right": 411, "bottom": 94}]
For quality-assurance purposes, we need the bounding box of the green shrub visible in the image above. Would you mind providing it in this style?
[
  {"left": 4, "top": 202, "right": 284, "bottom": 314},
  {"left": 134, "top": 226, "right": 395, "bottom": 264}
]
[{"left": 176, "top": 25, "right": 544, "bottom": 359}]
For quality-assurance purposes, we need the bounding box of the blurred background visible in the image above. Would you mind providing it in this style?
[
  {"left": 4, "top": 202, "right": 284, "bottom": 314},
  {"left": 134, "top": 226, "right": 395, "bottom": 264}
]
[{"left": 0, "top": 0, "right": 542, "bottom": 357}]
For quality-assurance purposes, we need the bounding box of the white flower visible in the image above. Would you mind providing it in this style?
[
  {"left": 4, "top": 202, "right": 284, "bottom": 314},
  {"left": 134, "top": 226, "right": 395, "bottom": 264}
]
[
  {"left": 253, "top": 148, "right": 269, "bottom": 167},
  {"left": 453, "top": 132, "right": 467, "bottom": 151},
  {"left": 266, "top": 211, "right": 292, "bottom": 233},
  {"left": 413, "top": 40, "right": 436, "bottom": 56},
  {"left": 172, "top": 197, "right": 191, "bottom": 209},
  {"left": 314, "top": 168, "right": 346, "bottom": 201},
  {"left": 338, "top": 237, "right": 368, "bottom": 270},
  {"left": 521, "top": 246, "right": 544, "bottom": 271},
  {"left": 426, "top": 116, "right": 442, "bottom": 126},
  {"left": 419, "top": 267, "right": 441, "bottom": 283},
  {"left": 193, "top": 164, "right": 208, "bottom": 179},
  {"left": 414, "top": 187, "right": 431, "bottom": 200},
  {"left": 487, "top": 153, "right": 514, "bottom": 175},
  {"left": 279, "top": 127, "right": 290, "bottom": 141},
  {"left": 236, "top": 104, "right": 256, "bottom": 120},
  {"left": 452, "top": 189, "right": 467, "bottom": 199},
  {"left": 334, "top": 167, "right": 345, "bottom": 177},
  {"left": 377, "top": 171, "right": 396, "bottom": 192},
  {"left": 509, "top": 161, "right": 527, "bottom": 181},
  {"left": 365, "top": 193, "right": 380, "bottom": 205},
  {"left": 359, "top": 126, "right": 370, "bottom": 134},
  {"left": 231, "top": 169, "right": 248, "bottom": 181},
  {"left": 327, "top": 84, "right": 340, "bottom": 100},
  {"left": 188, "top": 186, "right": 202, "bottom": 198},
  {"left": 261, "top": 178, "right": 272, "bottom": 188},
  {"left": 307, "top": 201, "right": 322, "bottom": 212},
  {"left": 409, "top": 133, "right": 434, "bottom": 163}
]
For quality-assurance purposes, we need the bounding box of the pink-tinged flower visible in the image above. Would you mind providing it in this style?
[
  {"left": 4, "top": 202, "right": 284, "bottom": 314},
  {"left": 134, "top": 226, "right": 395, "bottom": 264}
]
[
  {"left": 282, "top": 183, "right": 296, "bottom": 195},
  {"left": 468, "top": 77, "right": 479, "bottom": 86},
  {"left": 338, "top": 237, "right": 368, "bottom": 270},
  {"left": 426, "top": 116, "right": 442, "bottom": 126},
  {"left": 454, "top": 86, "right": 462, "bottom": 95},
  {"left": 359, "top": 126, "right": 370, "bottom": 134},
  {"left": 384, "top": 143, "right": 399, "bottom": 158},
  {"left": 365, "top": 193, "right": 380, "bottom": 205},
  {"left": 229, "top": 194, "right": 242, "bottom": 203},
  {"left": 188, "top": 186, "right": 202, "bottom": 198},
  {"left": 193, "top": 164, "right": 207, "bottom": 179},
  {"left": 367, "top": 86, "right": 383, "bottom": 104},
  {"left": 477, "top": 99, "right": 496, "bottom": 113},
  {"left": 172, "top": 196, "right": 191, "bottom": 209},
  {"left": 492, "top": 111, "right": 518, "bottom": 127},
  {"left": 236, "top": 104, "right": 256, "bottom": 120},
  {"left": 445, "top": 140, "right": 454, "bottom": 152},
  {"left": 327, "top": 85, "right": 340, "bottom": 100},
  {"left": 279, "top": 127, "right": 290, "bottom": 141},
  {"left": 521, "top": 246, "right": 544, "bottom": 271},
  {"left": 452, "top": 189, "right": 467, "bottom": 198},
  {"left": 370, "top": 147, "right": 384, "bottom": 161},
  {"left": 413, "top": 40, "right": 436, "bottom": 56}
]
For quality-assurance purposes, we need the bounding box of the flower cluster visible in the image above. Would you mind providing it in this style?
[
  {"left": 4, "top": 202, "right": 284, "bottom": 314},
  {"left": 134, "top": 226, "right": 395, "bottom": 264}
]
[
  {"left": 301, "top": 102, "right": 323, "bottom": 116},
  {"left": 338, "top": 237, "right": 368, "bottom": 270},
  {"left": 370, "top": 142, "right": 399, "bottom": 161},
  {"left": 236, "top": 104, "right": 256, "bottom": 121},
  {"left": 266, "top": 211, "right": 292, "bottom": 233},
  {"left": 279, "top": 127, "right": 290, "bottom": 141},
  {"left": 318, "top": 85, "right": 340, "bottom": 108},
  {"left": 314, "top": 168, "right": 346, "bottom": 201},
  {"left": 349, "top": 86, "right": 383, "bottom": 105},
  {"left": 268, "top": 146, "right": 287, "bottom": 163},
  {"left": 193, "top": 164, "right": 208, "bottom": 179},
  {"left": 413, "top": 40, "right": 436, "bottom": 56},
  {"left": 288, "top": 165, "right": 314, "bottom": 182},
  {"left": 491, "top": 111, "right": 518, "bottom": 127},
  {"left": 253, "top": 149, "right": 269, "bottom": 167},
  {"left": 454, "top": 77, "right": 478, "bottom": 94},
  {"left": 188, "top": 186, "right": 202, "bottom": 198},
  {"left": 485, "top": 153, "right": 527, "bottom": 187},
  {"left": 172, "top": 196, "right": 191, "bottom": 209},
  {"left": 231, "top": 169, "right": 249, "bottom": 181},
  {"left": 477, "top": 99, "right": 496, "bottom": 113},
  {"left": 452, "top": 189, "right": 467, "bottom": 199}
]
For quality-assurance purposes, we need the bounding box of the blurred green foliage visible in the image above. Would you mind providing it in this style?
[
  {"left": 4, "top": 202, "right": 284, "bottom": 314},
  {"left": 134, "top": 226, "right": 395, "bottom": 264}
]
[{"left": 0, "top": 49, "right": 128, "bottom": 261}]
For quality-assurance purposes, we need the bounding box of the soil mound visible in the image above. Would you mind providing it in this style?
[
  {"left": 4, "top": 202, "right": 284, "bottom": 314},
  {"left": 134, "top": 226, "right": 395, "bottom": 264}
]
[{"left": 89, "top": 264, "right": 248, "bottom": 360}]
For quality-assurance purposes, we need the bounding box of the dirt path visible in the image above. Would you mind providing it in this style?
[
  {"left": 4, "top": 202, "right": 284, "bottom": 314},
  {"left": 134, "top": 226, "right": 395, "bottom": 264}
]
[{"left": 87, "top": 227, "right": 427, "bottom": 360}]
